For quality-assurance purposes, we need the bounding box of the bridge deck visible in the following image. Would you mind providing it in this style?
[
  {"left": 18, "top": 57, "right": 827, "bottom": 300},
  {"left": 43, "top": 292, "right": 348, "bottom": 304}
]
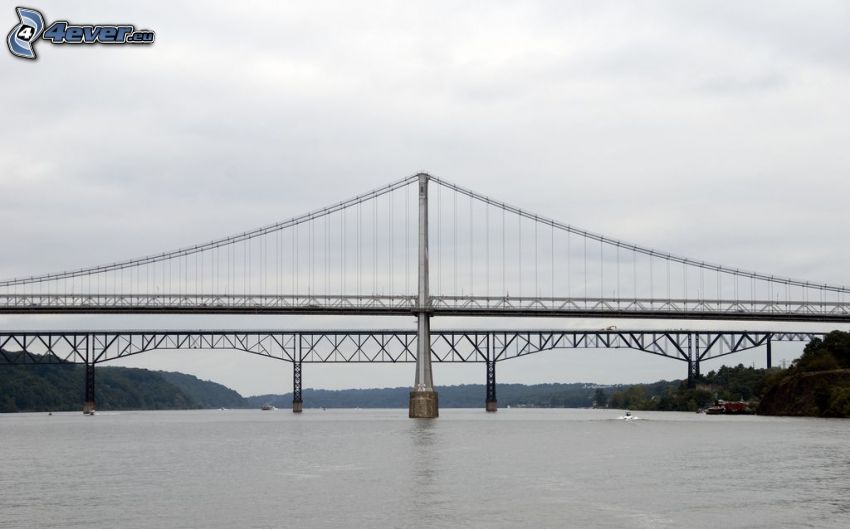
[
  {"left": 2, "top": 294, "right": 850, "bottom": 322},
  {"left": 0, "top": 294, "right": 850, "bottom": 323}
]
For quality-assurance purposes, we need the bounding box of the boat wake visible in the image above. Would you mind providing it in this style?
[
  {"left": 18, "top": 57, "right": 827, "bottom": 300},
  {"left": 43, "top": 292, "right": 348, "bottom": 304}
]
[{"left": 615, "top": 410, "right": 643, "bottom": 421}]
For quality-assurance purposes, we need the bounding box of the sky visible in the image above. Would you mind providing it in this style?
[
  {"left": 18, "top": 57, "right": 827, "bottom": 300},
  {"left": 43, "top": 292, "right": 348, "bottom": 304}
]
[{"left": 2, "top": 1, "right": 850, "bottom": 396}]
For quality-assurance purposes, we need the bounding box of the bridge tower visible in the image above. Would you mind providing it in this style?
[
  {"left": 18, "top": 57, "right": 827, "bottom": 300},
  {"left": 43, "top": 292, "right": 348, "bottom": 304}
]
[{"left": 409, "top": 173, "right": 438, "bottom": 418}]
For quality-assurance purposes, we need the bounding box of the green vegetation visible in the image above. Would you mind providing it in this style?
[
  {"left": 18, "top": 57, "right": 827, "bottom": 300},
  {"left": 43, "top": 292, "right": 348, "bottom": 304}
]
[
  {"left": 0, "top": 355, "right": 244, "bottom": 412},
  {"left": 758, "top": 331, "right": 850, "bottom": 417},
  {"left": 605, "top": 365, "right": 767, "bottom": 412},
  {"left": 159, "top": 371, "right": 244, "bottom": 409},
  {"left": 603, "top": 331, "right": 850, "bottom": 417},
  {"left": 609, "top": 365, "right": 768, "bottom": 412}
]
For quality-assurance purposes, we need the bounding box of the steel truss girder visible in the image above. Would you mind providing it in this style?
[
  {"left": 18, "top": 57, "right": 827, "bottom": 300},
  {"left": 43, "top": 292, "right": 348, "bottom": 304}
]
[
  {"left": 292, "top": 361, "right": 303, "bottom": 403},
  {"left": 0, "top": 330, "right": 819, "bottom": 365},
  {"left": 1, "top": 294, "right": 850, "bottom": 322},
  {"left": 485, "top": 360, "right": 496, "bottom": 402}
]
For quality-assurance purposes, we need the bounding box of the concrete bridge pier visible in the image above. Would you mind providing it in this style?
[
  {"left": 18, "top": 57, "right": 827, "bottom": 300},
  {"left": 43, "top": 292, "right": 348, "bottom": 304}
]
[
  {"left": 83, "top": 362, "right": 96, "bottom": 415},
  {"left": 292, "top": 360, "right": 303, "bottom": 413},
  {"left": 409, "top": 312, "right": 438, "bottom": 418}
]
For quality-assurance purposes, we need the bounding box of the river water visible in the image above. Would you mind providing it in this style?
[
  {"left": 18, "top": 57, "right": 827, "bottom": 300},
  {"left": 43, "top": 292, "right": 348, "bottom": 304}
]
[{"left": 1, "top": 409, "right": 848, "bottom": 528}]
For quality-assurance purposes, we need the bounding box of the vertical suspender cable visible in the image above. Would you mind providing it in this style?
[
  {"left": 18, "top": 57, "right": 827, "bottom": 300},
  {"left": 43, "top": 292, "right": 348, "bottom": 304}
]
[
  {"left": 469, "top": 193, "right": 473, "bottom": 297},
  {"left": 734, "top": 271, "right": 738, "bottom": 307},
  {"left": 278, "top": 226, "right": 282, "bottom": 297},
  {"left": 599, "top": 239, "right": 603, "bottom": 300},
  {"left": 583, "top": 235, "right": 587, "bottom": 299},
  {"left": 309, "top": 217, "right": 313, "bottom": 295},
  {"left": 566, "top": 229, "right": 571, "bottom": 299},
  {"left": 486, "top": 203, "right": 490, "bottom": 298},
  {"left": 534, "top": 220, "right": 538, "bottom": 298},
  {"left": 373, "top": 197, "right": 377, "bottom": 296},
  {"left": 357, "top": 203, "right": 361, "bottom": 298},
  {"left": 454, "top": 190, "right": 457, "bottom": 295},
  {"left": 518, "top": 214, "right": 522, "bottom": 299},
  {"left": 436, "top": 184, "right": 441, "bottom": 295},
  {"left": 406, "top": 185, "right": 409, "bottom": 297},
  {"left": 501, "top": 207, "right": 505, "bottom": 297},
  {"left": 243, "top": 239, "right": 248, "bottom": 297},
  {"left": 649, "top": 255, "right": 654, "bottom": 306},
  {"left": 632, "top": 249, "right": 637, "bottom": 301},
  {"left": 243, "top": 239, "right": 247, "bottom": 294},
  {"left": 615, "top": 245, "right": 620, "bottom": 302}
]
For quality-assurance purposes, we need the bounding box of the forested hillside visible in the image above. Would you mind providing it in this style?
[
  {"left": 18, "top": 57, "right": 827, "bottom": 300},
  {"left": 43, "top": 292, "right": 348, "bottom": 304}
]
[{"left": 0, "top": 355, "right": 245, "bottom": 412}]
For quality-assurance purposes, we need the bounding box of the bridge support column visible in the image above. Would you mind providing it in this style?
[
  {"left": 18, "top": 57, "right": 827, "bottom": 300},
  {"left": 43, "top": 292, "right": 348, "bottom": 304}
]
[
  {"left": 686, "top": 334, "right": 698, "bottom": 389},
  {"left": 409, "top": 173, "right": 438, "bottom": 419},
  {"left": 686, "top": 357, "right": 702, "bottom": 387},
  {"left": 410, "top": 313, "right": 438, "bottom": 418},
  {"left": 292, "top": 360, "right": 303, "bottom": 413},
  {"left": 83, "top": 362, "right": 96, "bottom": 415},
  {"left": 766, "top": 337, "right": 772, "bottom": 369},
  {"left": 686, "top": 360, "right": 693, "bottom": 389},
  {"left": 485, "top": 359, "right": 497, "bottom": 412}
]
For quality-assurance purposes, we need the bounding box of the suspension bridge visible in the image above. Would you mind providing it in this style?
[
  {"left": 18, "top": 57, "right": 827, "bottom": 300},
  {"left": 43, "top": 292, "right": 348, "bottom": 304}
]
[{"left": 1, "top": 173, "right": 846, "bottom": 416}]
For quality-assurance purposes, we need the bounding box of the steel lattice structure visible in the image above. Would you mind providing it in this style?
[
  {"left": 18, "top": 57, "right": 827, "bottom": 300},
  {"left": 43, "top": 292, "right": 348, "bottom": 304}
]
[
  {"left": 1, "top": 293, "right": 847, "bottom": 321},
  {"left": 0, "top": 329, "right": 817, "bottom": 366},
  {"left": 0, "top": 328, "right": 818, "bottom": 411}
]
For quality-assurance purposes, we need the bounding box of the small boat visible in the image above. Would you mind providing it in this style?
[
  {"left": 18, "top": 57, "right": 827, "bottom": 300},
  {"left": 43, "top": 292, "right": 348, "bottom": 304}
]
[
  {"left": 704, "top": 400, "right": 753, "bottom": 415},
  {"left": 261, "top": 404, "right": 275, "bottom": 411},
  {"left": 617, "top": 410, "right": 638, "bottom": 421}
]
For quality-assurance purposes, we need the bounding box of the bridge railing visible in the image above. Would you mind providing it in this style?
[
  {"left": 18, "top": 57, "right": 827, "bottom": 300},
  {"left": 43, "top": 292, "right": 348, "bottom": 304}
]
[{"left": 2, "top": 293, "right": 850, "bottom": 321}]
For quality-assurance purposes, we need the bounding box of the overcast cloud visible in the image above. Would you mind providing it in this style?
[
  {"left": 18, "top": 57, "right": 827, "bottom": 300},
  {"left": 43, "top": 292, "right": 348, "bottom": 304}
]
[{"left": 2, "top": 1, "right": 850, "bottom": 396}]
